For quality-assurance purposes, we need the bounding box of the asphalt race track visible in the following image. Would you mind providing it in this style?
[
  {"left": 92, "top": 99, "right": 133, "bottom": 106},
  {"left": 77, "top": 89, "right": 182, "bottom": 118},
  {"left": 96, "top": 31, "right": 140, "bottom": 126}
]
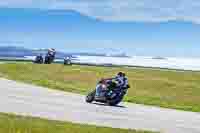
[{"left": 0, "top": 78, "right": 200, "bottom": 133}]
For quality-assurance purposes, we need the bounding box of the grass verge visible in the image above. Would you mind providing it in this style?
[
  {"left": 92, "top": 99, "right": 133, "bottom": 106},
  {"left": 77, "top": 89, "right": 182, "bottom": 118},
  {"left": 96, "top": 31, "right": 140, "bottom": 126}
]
[{"left": 0, "top": 113, "right": 155, "bottom": 133}]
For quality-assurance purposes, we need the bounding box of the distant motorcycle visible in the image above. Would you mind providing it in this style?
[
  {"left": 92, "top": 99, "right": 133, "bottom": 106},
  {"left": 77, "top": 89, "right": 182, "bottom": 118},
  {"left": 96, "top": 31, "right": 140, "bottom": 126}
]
[
  {"left": 86, "top": 79, "right": 129, "bottom": 106},
  {"left": 64, "top": 57, "right": 72, "bottom": 65},
  {"left": 34, "top": 55, "right": 43, "bottom": 64},
  {"left": 44, "top": 48, "right": 56, "bottom": 64},
  {"left": 44, "top": 53, "right": 55, "bottom": 64}
]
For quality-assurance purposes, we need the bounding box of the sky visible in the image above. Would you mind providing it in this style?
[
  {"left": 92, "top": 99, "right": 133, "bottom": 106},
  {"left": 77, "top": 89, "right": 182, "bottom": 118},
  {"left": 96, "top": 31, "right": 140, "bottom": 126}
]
[{"left": 0, "top": 0, "right": 200, "bottom": 57}]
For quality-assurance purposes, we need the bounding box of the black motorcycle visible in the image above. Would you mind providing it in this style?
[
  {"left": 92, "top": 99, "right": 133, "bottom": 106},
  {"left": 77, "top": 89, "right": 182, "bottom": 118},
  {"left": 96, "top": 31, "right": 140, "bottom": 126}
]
[
  {"left": 86, "top": 79, "right": 129, "bottom": 106},
  {"left": 34, "top": 55, "right": 43, "bottom": 64},
  {"left": 44, "top": 54, "right": 55, "bottom": 64}
]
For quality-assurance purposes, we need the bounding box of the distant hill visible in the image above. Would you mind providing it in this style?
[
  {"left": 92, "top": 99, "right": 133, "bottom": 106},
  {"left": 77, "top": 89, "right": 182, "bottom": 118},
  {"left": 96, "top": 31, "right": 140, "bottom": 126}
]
[
  {"left": 152, "top": 56, "right": 167, "bottom": 60},
  {"left": 0, "top": 46, "right": 34, "bottom": 57},
  {"left": 0, "top": 46, "right": 110, "bottom": 58},
  {"left": 107, "top": 53, "right": 130, "bottom": 58},
  {"left": 0, "top": 46, "right": 76, "bottom": 58}
]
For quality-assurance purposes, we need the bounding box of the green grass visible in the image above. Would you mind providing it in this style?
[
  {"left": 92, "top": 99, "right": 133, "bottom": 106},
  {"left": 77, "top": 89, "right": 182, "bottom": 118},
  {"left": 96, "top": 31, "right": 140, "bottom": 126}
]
[
  {"left": 0, "top": 63, "right": 200, "bottom": 112},
  {"left": 0, "top": 113, "right": 154, "bottom": 133}
]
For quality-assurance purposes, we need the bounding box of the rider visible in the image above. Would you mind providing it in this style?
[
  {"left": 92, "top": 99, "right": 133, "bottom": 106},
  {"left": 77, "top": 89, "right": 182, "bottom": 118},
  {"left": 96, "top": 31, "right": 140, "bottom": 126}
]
[
  {"left": 46, "top": 48, "right": 56, "bottom": 63},
  {"left": 95, "top": 72, "right": 125, "bottom": 97},
  {"left": 35, "top": 54, "right": 43, "bottom": 64},
  {"left": 51, "top": 48, "right": 56, "bottom": 58},
  {"left": 47, "top": 48, "right": 55, "bottom": 56},
  {"left": 115, "top": 72, "right": 124, "bottom": 88},
  {"left": 121, "top": 73, "right": 129, "bottom": 90},
  {"left": 107, "top": 72, "right": 126, "bottom": 98}
]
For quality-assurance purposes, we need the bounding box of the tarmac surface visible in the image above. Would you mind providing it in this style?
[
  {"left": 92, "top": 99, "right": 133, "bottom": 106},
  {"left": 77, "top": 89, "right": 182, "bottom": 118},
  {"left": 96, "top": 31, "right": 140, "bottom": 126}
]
[{"left": 0, "top": 78, "right": 200, "bottom": 133}]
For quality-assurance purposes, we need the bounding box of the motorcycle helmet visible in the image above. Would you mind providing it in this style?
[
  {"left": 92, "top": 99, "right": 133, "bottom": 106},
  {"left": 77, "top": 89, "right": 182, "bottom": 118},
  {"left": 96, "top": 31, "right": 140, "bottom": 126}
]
[{"left": 117, "top": 72, "right": 123, "bottom": 77}]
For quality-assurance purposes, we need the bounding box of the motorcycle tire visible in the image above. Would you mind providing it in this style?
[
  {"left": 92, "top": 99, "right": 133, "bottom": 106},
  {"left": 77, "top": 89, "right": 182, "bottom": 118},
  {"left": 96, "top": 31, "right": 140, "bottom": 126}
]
[{"left": 86, "top": 90, "right": 96, "bottom": 103}]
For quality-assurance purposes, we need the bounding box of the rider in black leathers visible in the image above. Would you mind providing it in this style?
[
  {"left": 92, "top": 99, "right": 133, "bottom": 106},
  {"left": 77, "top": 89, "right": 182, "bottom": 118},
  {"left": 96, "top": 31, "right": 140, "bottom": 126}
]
[{"left": 95, "top": 72, "right": 126, "bottom": 97}]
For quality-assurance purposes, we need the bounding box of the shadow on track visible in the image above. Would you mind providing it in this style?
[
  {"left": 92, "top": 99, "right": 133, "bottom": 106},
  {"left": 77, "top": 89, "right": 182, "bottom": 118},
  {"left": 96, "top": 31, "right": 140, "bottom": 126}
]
[{"left": 92, "top": 102, "right": 126, "bottom": 108}]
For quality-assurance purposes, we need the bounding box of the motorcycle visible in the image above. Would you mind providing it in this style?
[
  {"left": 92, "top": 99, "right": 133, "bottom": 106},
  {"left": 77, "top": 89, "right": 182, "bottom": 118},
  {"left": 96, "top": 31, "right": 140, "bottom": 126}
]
[
  {"left": 85, "top": 79, "right": 129, "bottom": 106},
  {"left": 34, "top": 55, "right": 43, "bottom": 64},
  {"left": 44, "top": 54, "right": 55, "bottom": 64},
  {"left": 64, "top": 57, "right": 72, "bottom": 65}
]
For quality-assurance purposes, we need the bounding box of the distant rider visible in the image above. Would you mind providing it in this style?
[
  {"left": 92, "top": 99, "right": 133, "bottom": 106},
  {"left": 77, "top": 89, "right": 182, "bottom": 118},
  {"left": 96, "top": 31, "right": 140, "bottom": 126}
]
[
  {"left": 35, "top": 54, "right": 43, "bottom": 64},
  {"left": 47, "top": 48, "right": 56, "bottom": 57}
]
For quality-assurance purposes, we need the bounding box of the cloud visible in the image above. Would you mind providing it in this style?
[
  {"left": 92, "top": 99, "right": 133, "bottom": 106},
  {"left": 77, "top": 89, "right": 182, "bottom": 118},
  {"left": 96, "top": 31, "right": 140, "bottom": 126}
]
[{"left": 1, "top": 0, "right": 200, "bottom": 23}]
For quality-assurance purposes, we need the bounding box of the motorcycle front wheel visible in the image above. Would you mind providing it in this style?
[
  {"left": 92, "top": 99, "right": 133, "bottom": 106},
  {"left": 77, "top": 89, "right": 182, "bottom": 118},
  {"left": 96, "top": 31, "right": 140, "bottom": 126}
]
[{"left": 86, "top": 90, "right": 96, "bottom": 103}]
